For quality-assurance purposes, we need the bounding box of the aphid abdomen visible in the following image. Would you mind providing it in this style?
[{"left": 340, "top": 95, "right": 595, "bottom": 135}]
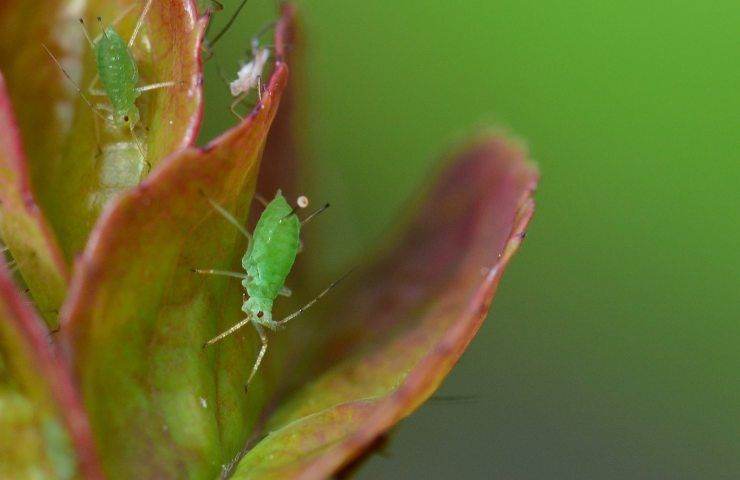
[
  {"left": 244, "top": 193, "right": 300, "bottom": 302},
  {"left": 96, "top": 27, "right": 139, "bottom": 115}
]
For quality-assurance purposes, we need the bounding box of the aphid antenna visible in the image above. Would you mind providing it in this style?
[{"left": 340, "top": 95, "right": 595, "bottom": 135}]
[
  {"left": 274, "top": 268, "right": 355, "bottom": 327},
  {"left": 207, "top": 0, "right": 250, "bottom": 50},
  {"left": 429, "top": 394, "right": 480, "bottom": 404},
  {"left": 96, "top": 17, "right": 110, "bottom": 39},
  {"left": 299, "top": 203, "right": 331, "bottom": 225},
  {"left": 252, "top": 20, "right": 278, "bottom": 44},
  {"left": 41, "top": 43, "right": 106, "bottom": 121},
  {"left": 78, "top": 18, "right": 95, "bottom": 47},
  {"left": 280, "top": 195, "right": 312, "bottom": 220},
  {"left": 83, "top": 4, "right": 138, "bottom": 45}
]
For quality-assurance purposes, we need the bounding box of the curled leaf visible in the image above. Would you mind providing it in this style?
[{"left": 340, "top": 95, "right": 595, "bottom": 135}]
[
  {"left": 59, "top": 12, "right": 292, "bottom": 477},
  {"left": 0, "top": 260, "right": 101, "bottom": 478},
  {"left": 229, "top": 136, "right": 538, "bottom": 479}
]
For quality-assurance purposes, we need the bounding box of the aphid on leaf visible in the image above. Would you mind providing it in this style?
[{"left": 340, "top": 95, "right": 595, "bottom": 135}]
[
  {"left": 194, "top": 191, "right": 348, "bottom": 391},
  {"left": 42, "top": 0, "right": 177, "bottom": 163}
]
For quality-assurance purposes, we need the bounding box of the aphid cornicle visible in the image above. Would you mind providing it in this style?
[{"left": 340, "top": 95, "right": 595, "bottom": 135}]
[{"left": 195, "top": 191, "right": 344, "bottom": 391}]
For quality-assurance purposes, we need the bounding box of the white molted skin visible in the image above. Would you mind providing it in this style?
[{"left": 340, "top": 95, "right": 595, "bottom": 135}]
[{"left": 229, "top": 47, "right": 270, "bottom": 97}]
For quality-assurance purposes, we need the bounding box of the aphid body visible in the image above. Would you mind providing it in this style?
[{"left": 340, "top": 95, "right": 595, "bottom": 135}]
[
  {"left": 196, "top": 191, "right": 341, "bottom": 391},
  {"left": 241, "top": 192, "right": 300, "bottom": 327},
  {"left": 43, "top": 0, "right": 176, "bottom": 159},
  {"left": 229, "top": 45, "right": 270, "bottom": 97},
  {"left": 96, "top": 27, "right": 141, "bottom": 128}
]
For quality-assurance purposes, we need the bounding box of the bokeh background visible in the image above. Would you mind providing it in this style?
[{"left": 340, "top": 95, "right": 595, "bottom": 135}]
[{"left": 200, "top": 1, "right": 739, "bottom": 478}]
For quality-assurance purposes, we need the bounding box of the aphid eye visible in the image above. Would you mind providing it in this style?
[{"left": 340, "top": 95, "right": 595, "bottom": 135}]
[
  {"left": 123, "top": 115, "right": 130, "bottom": 122},
  {"left": 256, "top": 311, "right": 264, "bottom": 318}
]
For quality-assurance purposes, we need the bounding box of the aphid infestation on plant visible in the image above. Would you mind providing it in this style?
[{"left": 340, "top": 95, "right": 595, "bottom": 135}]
[
  {"left": 193, "top": 191, "right": 347, "bottom": 392},
  {"left": 43, "top": 0, "right": 177, "bottom": 170}
]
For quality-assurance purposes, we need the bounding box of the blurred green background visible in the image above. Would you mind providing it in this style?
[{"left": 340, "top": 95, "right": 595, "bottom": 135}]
[{"left": 201, "top": 1, "right": 739, "bottom": 478}]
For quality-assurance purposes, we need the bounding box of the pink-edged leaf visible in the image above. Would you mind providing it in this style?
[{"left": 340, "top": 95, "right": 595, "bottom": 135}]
[
  {"left": 0, "top": 73, "right": 68, "bottom": 329},
  {"left": 0, "top": 0, "right": 205, "bottom": 262},
  {"left": 58, "top": 11, "right": 293, "bottom": 478},
  {"left": 228, "top": 135, "right": 539, "bottom": 479},
  {"left": 0, "top": 260, "right": 101, "bottom": 479}
]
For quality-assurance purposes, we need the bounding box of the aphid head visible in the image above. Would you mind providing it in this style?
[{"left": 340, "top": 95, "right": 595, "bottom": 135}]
[
  {"left": 243, "top": 297, "right": 273, "bottom": 325},
  {"left": 114, "top": 107, "right": 140, "bottom": 129}
]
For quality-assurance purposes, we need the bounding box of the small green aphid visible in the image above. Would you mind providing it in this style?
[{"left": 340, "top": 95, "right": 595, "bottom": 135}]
[
  {"left": 43, "top": 0, "right": 176, "bottom": 157},
  {"left": 194, "top": 191, "right": 345, "bottom": 391}
]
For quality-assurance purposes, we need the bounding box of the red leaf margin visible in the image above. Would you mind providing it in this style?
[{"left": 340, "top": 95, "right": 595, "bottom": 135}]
[
  {"left": 0, "top": 72, "right": 69, "bottom": 328},
  {"left": 0, "top": 260, "right": 102, "bottom": 478},
  {"left": 272, "top": 137, "right": 539, "bottom": 479}
]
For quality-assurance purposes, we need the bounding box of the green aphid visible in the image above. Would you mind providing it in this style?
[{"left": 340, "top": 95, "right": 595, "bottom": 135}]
[
  {"left": 195, "top": 191, "right": 346, "bottom": 391},
  {"left": 42, "top": 0, "right": 176, "bottom": 156}
]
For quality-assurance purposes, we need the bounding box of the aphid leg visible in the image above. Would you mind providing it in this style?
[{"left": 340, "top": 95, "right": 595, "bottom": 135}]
[
  {"left": 203, "top": 315, "right": 252, "bottom": 348},
  {"left": 191, "top": 268, "right": 249, "bottom": 280},
  {"left": 136, "top": 81, "right": 178, "bottom": 94},
  {"left": 205, "top": 197, "right": 252, "bottom": 240},
  {"left": 128, "top": 123, "right": 151, "bottom": 173},
  {"left": 257, "top": 75, "right": 263, "bottom": 102},
  {"left": 279, "top": 286, "right": 292, "bottom": 298},
  {"left": 128, "top": 0, "right": 154, "bottom": 48},
  {"left": 229, "top": 92, "right": 248, "bottom": 120},
  {"left": 245, "top": 322, "right": 268, "bottom": 392},
  {"left": 274, "top": 270, "right": 354, "bottom": 327},
  {"left": 87, "top": 74, "right": 106, "bottom": 97}
]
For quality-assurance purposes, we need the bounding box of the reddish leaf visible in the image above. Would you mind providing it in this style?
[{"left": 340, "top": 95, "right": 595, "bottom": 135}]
[
  {"left": 59, "top": 11, "right": 293, "bottom": 477},
  {"left": 228, "top": 136, "right": 538, "bottom": 479},
  {"left": 0, "top": 0, "right": 205, "bottom": 262},
  {"left": 0, "top": 73, "right": 68, "bottom": 329},
  {"left": 0, "top": 260, "right": 101, "bottom": 478}
]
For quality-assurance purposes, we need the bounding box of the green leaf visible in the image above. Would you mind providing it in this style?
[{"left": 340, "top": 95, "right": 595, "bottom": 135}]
[
  {"left": 0, "top": 73, "right": 68, "bottom": 329},
  {"left": 0, "top": 261, "right": 102, "bottom": 478},
  {"left": 0, "top": 0, "right": 206, "bottom": 263},
  {"left": 59, "top": 34, "right": 291, "bottom": 479},
  {"left": 228, "top": 136, "right": 539, "bottom": 479}
]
